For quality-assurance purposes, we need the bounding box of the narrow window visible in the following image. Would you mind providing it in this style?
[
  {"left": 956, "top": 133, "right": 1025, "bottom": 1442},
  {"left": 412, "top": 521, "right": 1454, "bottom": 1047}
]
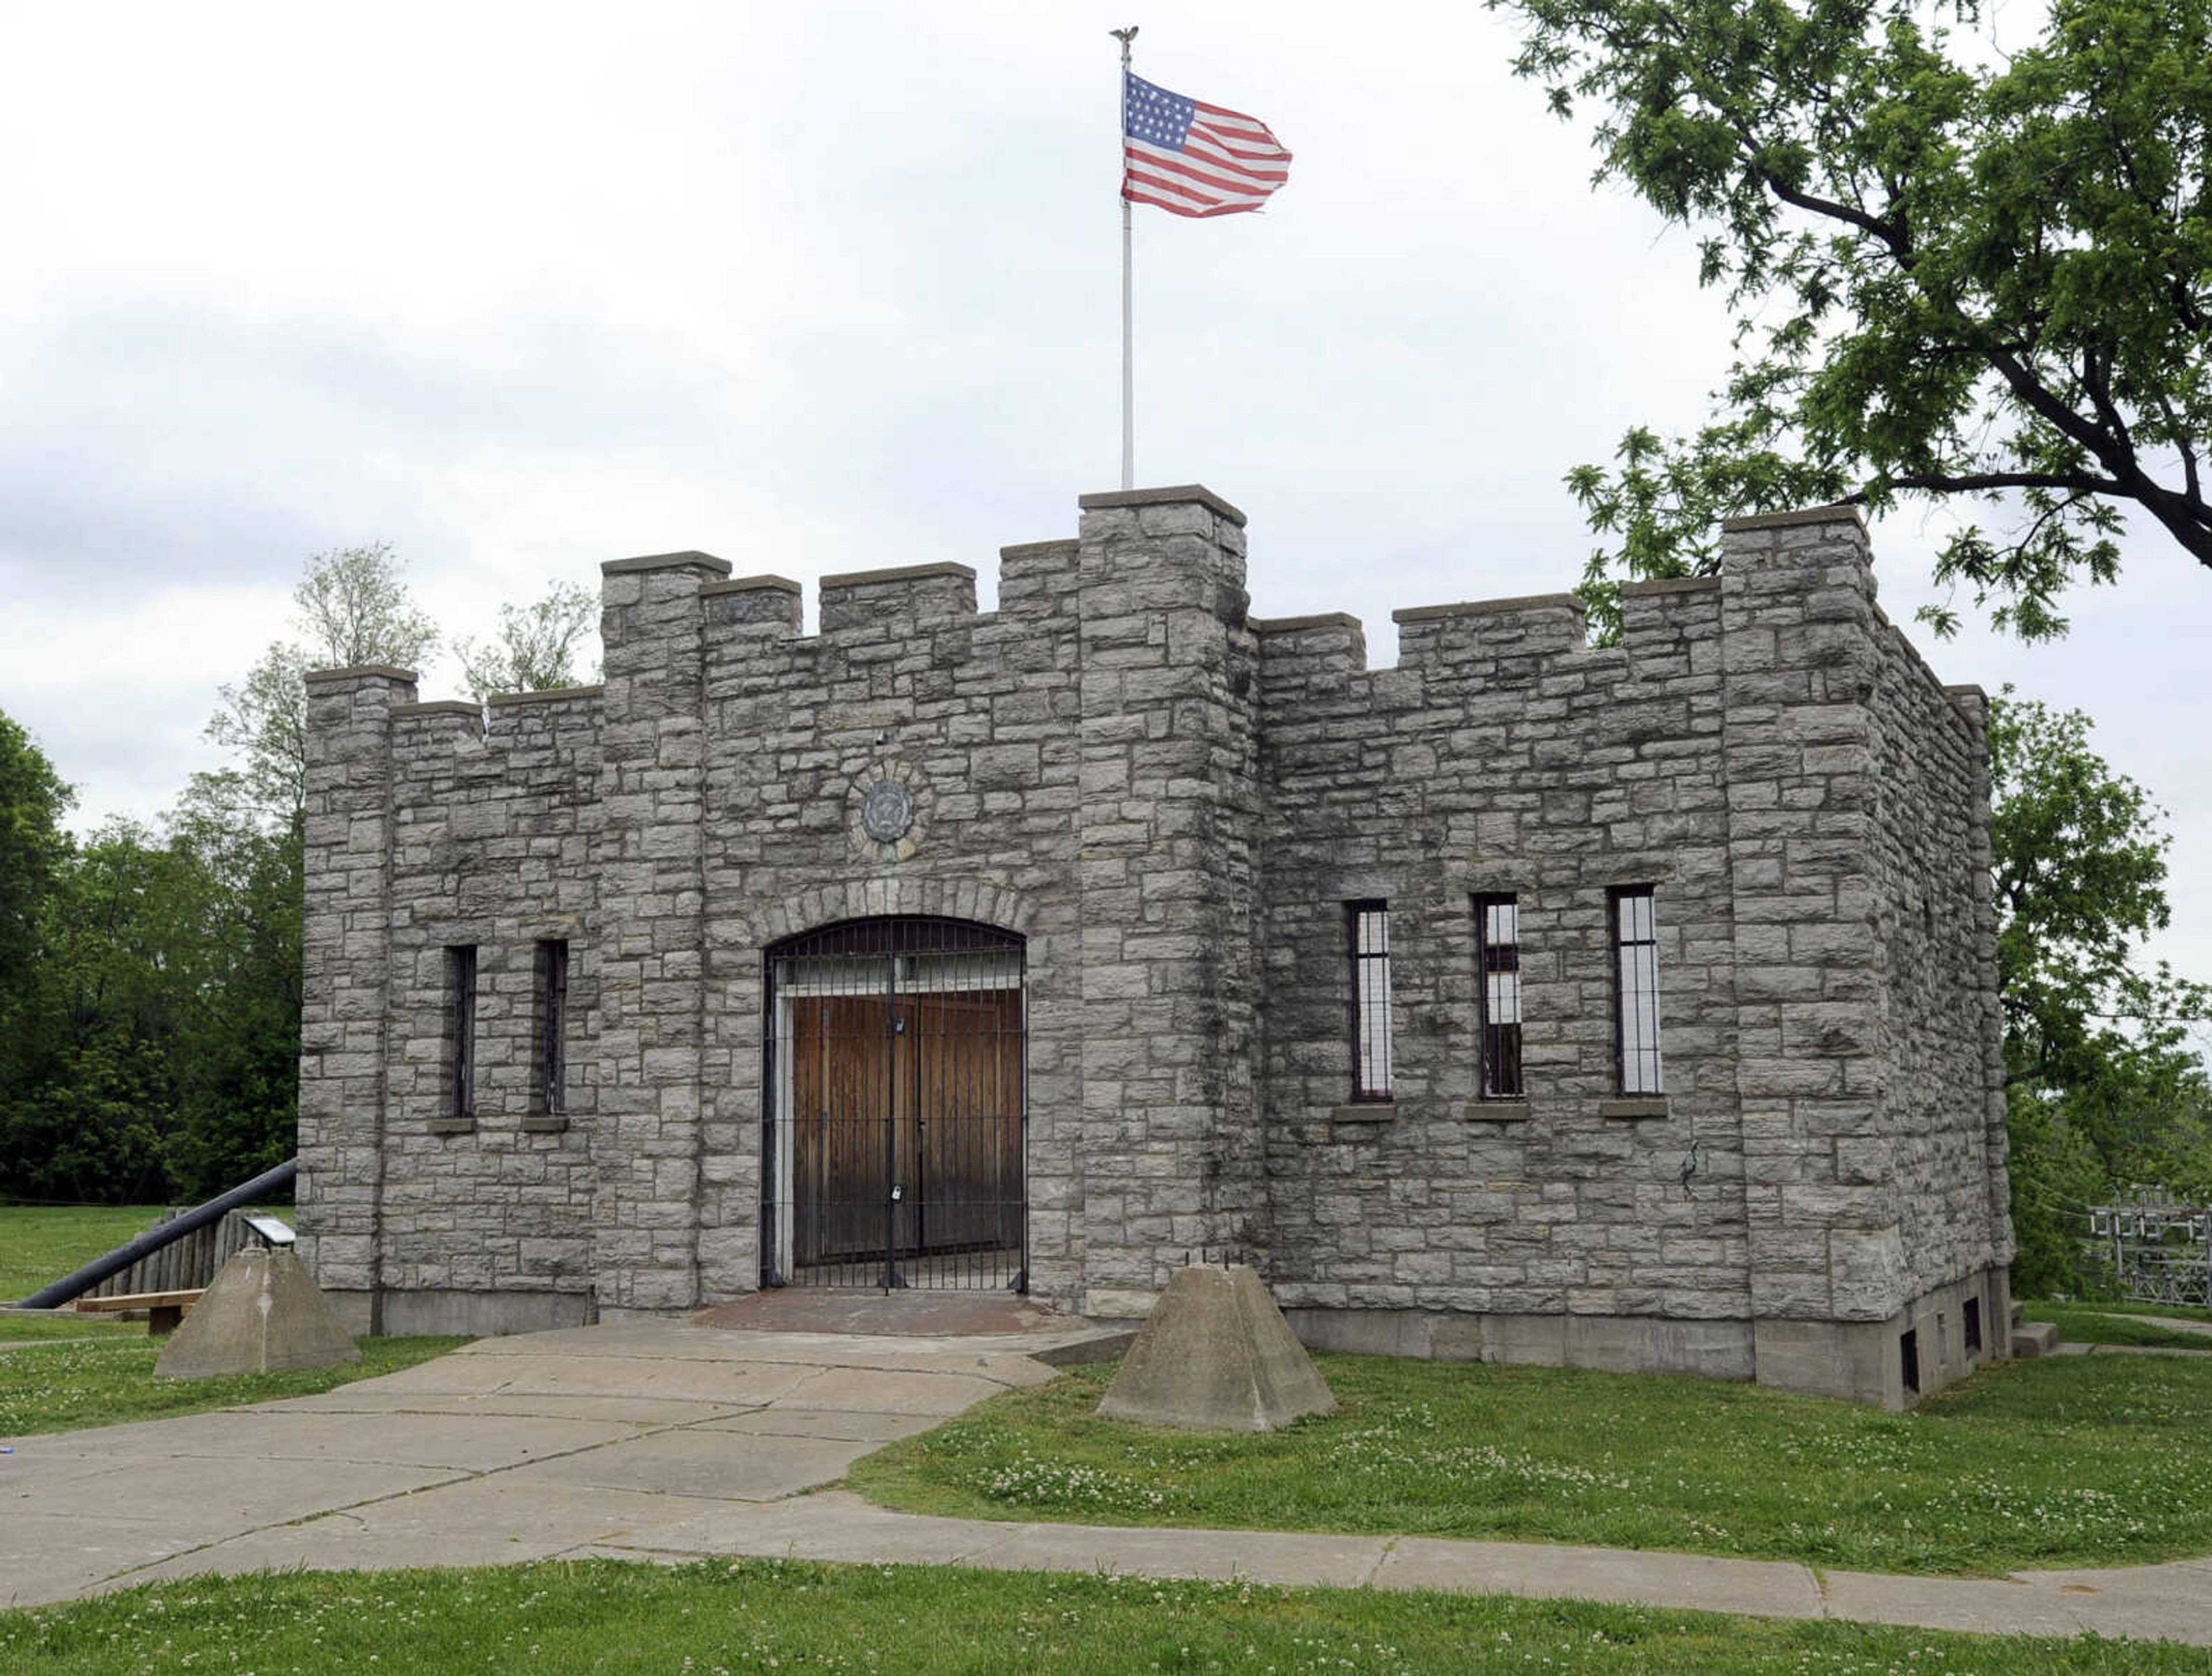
[
  {"left": 1610, "top": 887, "right": 1662, "bottom": 1095},
  {"left": 1963, "top": 1296, "right": 1983, "bottom": 1355},
  {"left": 449, "top": 944, "right": 479, "bottom": 1122},
  {"left": 1900, "top": 1327, "right": 1921, "bottom": 1395},
  {"left": 1475, "top": 894, "right": 1522, "bottom": 1098},
  {"left": 535, "top": 939, "right": 569, "bottom": 1117},
  {"left": 1347, "top": 901, "right": 1393, "bottom": 1102}
]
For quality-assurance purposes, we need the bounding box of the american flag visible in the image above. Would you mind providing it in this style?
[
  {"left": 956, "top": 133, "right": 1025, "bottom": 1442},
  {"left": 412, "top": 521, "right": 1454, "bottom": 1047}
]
[{"left": 1122, "top": 72, "right": 1291, "bottom": 218}]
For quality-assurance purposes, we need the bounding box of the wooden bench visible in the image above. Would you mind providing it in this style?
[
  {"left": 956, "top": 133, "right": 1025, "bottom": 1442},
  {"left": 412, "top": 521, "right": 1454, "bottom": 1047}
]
[{"left": 73, "top": 1289, "right": 204, "bottom": 1337}]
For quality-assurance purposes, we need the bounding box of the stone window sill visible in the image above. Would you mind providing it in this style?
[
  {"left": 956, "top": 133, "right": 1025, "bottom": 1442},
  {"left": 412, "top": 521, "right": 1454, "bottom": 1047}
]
[
  {"left": 1599, "top": 1097, "right": 1669, "bottom": 1120},
  {"left": 427, "top": 1117, "right": 476, "bottom": 1137},
  {"left": 1330, "top": 1102, "right": 1396, "bottom": 1125},
  {"left": 1463, "top": 1100, "right": 1530, "bottom": 1122},
  {"left": 521, "top": 1113, "right": 570, "bottom": 1134}
]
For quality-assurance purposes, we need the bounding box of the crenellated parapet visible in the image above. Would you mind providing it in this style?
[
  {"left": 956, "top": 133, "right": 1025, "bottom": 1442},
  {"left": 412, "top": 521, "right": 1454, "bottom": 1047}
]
[
  {"left": 702, "top": 574, "right": 802, "bottom": 635},
  {"left": 819, "top": 562, "right": 976, "bottom": 635},
  {"left": 998, "top": 539, "right": 1081, "bottom": 622},
  {"left": 1393, "top": 591, "right": 1586, "bottom": 672},
  {"left": 1253, "top": 570, "right": 1738, "bottom": 732}
]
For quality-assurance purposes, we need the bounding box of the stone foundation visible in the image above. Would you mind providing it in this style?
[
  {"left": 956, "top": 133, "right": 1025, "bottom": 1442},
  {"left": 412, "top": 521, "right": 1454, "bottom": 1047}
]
[
  {"left": 1753, "top": 1267, "right": 2013, "bottom": 1408},
  {"left": 1286, "top": 1307, "right": 1755, "bottom": 1383},
  {"left": 329, "top": 1288, "right": 597, "bottom": 1339},
  {"left": 1287, "top": 1263, "right": 2013, "bottom": 1410}
]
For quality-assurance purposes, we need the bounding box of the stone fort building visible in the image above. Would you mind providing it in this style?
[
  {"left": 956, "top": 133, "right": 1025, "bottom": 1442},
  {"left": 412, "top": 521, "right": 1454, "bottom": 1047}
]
[{"left": 298, "top": 485, "right": 2013, "bottom": 1408}]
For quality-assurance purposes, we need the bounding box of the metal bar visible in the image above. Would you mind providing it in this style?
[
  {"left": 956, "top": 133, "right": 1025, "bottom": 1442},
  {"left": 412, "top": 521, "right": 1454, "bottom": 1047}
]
[
  {"left": 871, "top": 951, "right": 889, "bottom": 1291},
  {"left": 17, "top": 1159, "right": 299, "bottom": 1309},
  {"left": 766, "top": 917, "right": 1025, "bottom": 1292}
]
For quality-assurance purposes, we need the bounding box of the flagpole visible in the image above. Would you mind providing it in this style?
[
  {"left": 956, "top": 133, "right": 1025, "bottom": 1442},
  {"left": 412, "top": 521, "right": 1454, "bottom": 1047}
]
[{"left": 1113, "top": 26, "right": 1138, "bottom": 491}]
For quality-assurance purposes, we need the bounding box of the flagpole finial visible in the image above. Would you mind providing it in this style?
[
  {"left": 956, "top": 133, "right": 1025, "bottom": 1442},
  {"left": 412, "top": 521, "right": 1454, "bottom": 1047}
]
[{"left": 1110, "top": 25, "right": 1138, "bottom": 44}]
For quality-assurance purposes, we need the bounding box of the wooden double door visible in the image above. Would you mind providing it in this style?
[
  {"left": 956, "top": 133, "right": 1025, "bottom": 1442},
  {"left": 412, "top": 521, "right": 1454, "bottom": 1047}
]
[{"left": 768, "top": 920, "right": 1025, "bottom": 1290}]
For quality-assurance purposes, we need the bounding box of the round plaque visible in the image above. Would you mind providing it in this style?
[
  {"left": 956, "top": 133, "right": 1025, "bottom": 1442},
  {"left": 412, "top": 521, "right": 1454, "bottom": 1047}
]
[{"left": 860, "top": 777, "right": 915, "bottom": 843}]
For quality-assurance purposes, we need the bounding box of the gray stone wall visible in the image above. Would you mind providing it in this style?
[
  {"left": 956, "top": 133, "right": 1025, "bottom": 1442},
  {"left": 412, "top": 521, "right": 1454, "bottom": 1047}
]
[
  {"left": 592, "top": 552, "right": 723, "bottom": 1312},
  {"left": 297, "top": 485, "right": 2008, "bottom": 1401},
  {"left": 377, "top": 687, "right": 602, "bottom": 1315},
  {"left": 1866, "top": 626, "right": 2012, "bottom": 1299},
  {"left": 1074, "top": 489, "right": 1263, "bottom": 1315},
  {"left": 298, "top": 665, "right": 415, "bottom": 1326},
  {"left": 1718, "top": 510, "right": 1897, "bottom": 1328},
  {"left": 1254, "top": 575, "right": 1746, "bottom": 1331},
  {"left": 694, "top": 542, "right": 1090, "bottom": 1306}
]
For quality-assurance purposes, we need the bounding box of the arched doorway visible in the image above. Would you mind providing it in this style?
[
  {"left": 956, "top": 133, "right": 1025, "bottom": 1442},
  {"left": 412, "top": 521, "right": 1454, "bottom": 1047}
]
[{"left": 762, "top": 917, "right": 1026, "bottom": 1291}]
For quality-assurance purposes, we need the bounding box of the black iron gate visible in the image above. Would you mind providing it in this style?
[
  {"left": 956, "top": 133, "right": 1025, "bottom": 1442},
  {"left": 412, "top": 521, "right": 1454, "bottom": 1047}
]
[{"left": 762, "top": 917, "right": 1026, "bottom": 1291}]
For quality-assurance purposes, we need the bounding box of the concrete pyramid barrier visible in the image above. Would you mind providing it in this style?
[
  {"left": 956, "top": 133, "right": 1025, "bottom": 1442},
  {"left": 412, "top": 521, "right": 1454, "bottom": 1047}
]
[
  {"left": 155, "top": 1246, "right": 362, "bottom": 1381},
  {"left": 1098, "top": 1264, "right": 1337, "bottom": 1432}
]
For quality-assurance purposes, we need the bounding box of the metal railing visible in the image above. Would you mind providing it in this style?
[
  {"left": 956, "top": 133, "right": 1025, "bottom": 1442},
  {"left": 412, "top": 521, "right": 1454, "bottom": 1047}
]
[
  {"left": 2085, "top": 1194, "right": 2212, "bottom": 1309},
  {"left": 763, "top": 918, "right": 1027, "bottom": 1293}
]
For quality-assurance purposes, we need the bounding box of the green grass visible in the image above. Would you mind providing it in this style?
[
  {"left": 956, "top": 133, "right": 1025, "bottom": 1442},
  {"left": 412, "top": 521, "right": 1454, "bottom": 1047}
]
[
  {"left": 2031, "top": 1297, "right": 2212, "bottom": 1325},
  {"left": 2, "top": 1557, "right": 2203, "bottom": 1675},
  {"left": 2029, "top": 1303, "right": 2212, "bottom": 1350},
  {"left": 0, "top": 1330, "right": 465, "bottom": 1438},
  {"left": 850, "top": 1352, "right": 2212, "bottom": 1577},
  {"left": 0, "top": 1201, "right": 460, "bottom": 1436},
  {"left": 0, "top": 1205, "right": 170, "bottom": 1342}
]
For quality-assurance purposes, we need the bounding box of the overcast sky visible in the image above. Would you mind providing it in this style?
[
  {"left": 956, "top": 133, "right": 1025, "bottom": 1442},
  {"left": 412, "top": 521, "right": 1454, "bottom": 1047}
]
[{"left": 1, "top": 1, "right": 2204, "bottom": 1041}]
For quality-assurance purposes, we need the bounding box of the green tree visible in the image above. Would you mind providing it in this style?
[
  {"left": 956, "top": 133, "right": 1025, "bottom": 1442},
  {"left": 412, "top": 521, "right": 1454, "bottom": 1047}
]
[
  {"left": 202, "top": 642, "right": 310, "bottom": 824},
  {"left": 0, "top": 822, "right": 199, "bottom": 1202},
  {"left": 160, "top": 781, "right": 304, "bottom": 1197},
  {"left": 1987, "top": 693, "right": 2211, "bottom": 1291},
  {"left": 1, "top": 548, "right": 469, "bottom": 1204},
  {"left": 1491, "top": 0, "right": 2212, "bottom": 640},
  {"left": 180, "top": 543, "right": 436, "bottom": 1182},
  {"left": 166, "top": 542, "right": 443, "bottom": 1189},
  {"left": 457, "top": 580, "right": 600, "bottom": 701},
  {"left": 0, "top": 709, "right": 71, "bottom": 1024},
  {"left": 209, "top": 543, "right": 438, "bottom": 824},
  {"left": 290, "top": 540, "right": 440, "bottom": 669},
  {"left": 0, "top": 711, "right": 75, "bottom": 1188}
]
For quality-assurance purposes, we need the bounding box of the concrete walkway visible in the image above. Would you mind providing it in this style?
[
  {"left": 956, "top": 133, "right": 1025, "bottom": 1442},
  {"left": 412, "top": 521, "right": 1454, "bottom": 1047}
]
[
  {"left": 2083, "top": 1311, "right": 2212, "bottom": 1340},
  {"left": 3, "top": 1319, "right": 2210, "bottom": 1647}
]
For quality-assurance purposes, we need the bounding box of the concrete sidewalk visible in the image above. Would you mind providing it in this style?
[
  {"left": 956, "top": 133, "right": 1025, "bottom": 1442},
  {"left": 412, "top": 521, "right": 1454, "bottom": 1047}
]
[{"left": 3, "top": 1319, "right": 2210, "bottom": 1647}]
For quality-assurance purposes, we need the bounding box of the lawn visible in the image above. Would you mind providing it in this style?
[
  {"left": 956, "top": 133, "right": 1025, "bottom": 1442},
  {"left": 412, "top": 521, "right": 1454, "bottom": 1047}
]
[
  {"left": 0, "top": 1330, "right": 465, "bottom": 1438},
  {"left": 2038, "top": 1298, "right": 2212, "bottom": 1325},
  {"left": 0, "top": 1203, "right": 462, "bottom": 1435},
  {"left": 0, "top": 1205, "right": 169, "bottom": 1342},
  {"left": 3, "top": 1557, "right": 2204, "bottom": 1675},
  {"left": 850, "top": 1351, "right": 2212, "bottom": 1577}
]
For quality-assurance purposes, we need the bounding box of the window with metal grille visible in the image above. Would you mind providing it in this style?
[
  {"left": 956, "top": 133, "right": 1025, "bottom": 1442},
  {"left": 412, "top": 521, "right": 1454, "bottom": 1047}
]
[
  {"left": 1475, "top": 894, "right": 1522, "bottom": 1098},
  {"left": 535, "top": 940, "right": 569, "bottom": 1117},
  {"left": 1347, "top": 901, "right": 1393, "bottom": 1102},
  {"left": 1610, "top": 887, "right": 1662, "bottom": 1095},
  {"left": 448, "top": 945, "right": 478, "bottom": 1122}
]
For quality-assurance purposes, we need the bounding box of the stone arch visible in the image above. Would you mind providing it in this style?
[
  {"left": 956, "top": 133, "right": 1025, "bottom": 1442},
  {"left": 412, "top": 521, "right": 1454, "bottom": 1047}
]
[
  {"left": 735, "top": 875, "right": 1043, "bottom": 948},
  {"left": 759, "top": 901, "right": 1031, "bottom": 1292}
]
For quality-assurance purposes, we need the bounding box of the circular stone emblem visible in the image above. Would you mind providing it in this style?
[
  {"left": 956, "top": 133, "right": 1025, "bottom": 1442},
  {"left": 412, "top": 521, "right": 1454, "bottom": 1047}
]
[{"left": 860, "top": 777, "right": 915, "bottom": 843}]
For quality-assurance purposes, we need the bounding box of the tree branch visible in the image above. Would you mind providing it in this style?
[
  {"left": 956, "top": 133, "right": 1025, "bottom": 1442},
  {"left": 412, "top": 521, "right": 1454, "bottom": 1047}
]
[
  {"left": 1755, "top": 168, "right": 1911, "bottom": 255},
  {"left": 1844, "top": 469, "right": 2126, "bottom": 499}
]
